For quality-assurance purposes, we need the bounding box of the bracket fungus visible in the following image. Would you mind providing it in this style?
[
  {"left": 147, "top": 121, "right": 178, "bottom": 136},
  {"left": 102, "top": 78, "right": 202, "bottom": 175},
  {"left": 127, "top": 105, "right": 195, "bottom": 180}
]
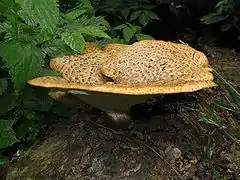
[{"left": 28, "top": 40, "right": 216, "bottom": 124}]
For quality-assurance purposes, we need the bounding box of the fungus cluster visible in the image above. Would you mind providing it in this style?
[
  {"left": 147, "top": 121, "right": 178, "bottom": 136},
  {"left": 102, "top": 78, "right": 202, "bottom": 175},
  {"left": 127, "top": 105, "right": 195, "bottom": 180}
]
[{"left": 28, "top": 40, "right": 216, "bottom": 123}]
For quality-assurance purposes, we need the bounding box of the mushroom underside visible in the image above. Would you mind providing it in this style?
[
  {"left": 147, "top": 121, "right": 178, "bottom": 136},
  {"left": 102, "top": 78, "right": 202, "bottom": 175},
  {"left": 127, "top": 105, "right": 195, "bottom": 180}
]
[
  {"left": 69, "top": 90, "right": 152, "bottom": 122},
  {"left": 29, "top": 76, "right": 216, "bottom": 124},
  {"left": 48, "top": 89, "right": 153, "bottom": 123}
]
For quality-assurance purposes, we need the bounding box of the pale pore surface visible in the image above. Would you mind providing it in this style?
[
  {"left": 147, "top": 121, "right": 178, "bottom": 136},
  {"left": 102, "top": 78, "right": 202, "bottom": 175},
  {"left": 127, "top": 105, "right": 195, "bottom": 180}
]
[{"left": 101, "top": 40, "right": 214, "bottom": 85}]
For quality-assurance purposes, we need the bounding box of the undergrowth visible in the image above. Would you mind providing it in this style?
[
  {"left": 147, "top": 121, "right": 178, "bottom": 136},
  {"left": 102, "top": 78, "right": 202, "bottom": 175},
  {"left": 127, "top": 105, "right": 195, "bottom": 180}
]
[
  {"left": 0, "top": 1, "right": 239, "bottom": 176},
  {"left": 201, "top": 0, "right": 240, "bottom": 35},
  {"left": 199, "top": 71, "right": 240, "bottom": 145},
  {"left": 198, "top": 71, "right": 240, "bottom": 179},
  {"left": 0, "top": 0, "right": 154, "bottom": 165}
]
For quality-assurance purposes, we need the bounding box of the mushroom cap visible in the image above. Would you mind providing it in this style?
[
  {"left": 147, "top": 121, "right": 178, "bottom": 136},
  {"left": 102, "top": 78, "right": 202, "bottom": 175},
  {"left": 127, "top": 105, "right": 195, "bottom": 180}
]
[
  {"left": 103, "top": 43, "right": 129, "bottom": 57},
  {"left": 28, "top": 40, "right": 216, "bottom": 122},
  {"left": 49, "top": 43, "right": 129, "bottom": 85},
  {"left": 29, "top": 40, "right": 216, "bottom": 95},
  {"left": 28, "top": 76, "right": 216, "bottom": 95},
  {"left": 83, "top": 43, "right": 102, "bottom": 54},
  {"left": 101, "top": 40, "right": 214, "bottom": 85},
  {"left": 50, "top": 53, "right": 106, "bottom": 85},
  {"left": 49, "top": 42, "right": 106, "bottom": 85}
]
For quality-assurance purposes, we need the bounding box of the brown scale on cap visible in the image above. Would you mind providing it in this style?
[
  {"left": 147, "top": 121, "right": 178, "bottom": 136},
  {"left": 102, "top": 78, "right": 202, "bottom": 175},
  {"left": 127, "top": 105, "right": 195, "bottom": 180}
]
[
  {"left": 101, "top": 40, "right": 214, "bottom": 85},
  {"left": 49, "top": 43, "right": 129, "bottom": 85},
  {"left": 103, "top": 43, "right": 129, "bottom": 57},
  {"left": 82, "top": 43, "right": 102, "bottom": 54},
  {"left": 50, "top": 53, "right": 106, "bottom": 85}
]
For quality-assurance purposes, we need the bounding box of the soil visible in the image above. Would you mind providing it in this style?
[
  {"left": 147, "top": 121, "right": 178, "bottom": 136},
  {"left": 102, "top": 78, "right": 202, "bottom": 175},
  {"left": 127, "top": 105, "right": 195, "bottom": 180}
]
[{"left": 2, "top": 42, "right": 240, "bottom": 180}]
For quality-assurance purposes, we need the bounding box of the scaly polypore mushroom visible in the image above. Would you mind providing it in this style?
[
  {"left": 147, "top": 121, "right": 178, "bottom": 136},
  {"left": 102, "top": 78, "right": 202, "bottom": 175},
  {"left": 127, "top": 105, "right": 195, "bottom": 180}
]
[
  {"left": 28, "top": 40, "right": 216, "bottom": 124},
  {"left": 49, "top": 43, "right": 107, "bottom": 85},
  {"left": 101, "top": 40, "right": 214, "bottom": 85}
]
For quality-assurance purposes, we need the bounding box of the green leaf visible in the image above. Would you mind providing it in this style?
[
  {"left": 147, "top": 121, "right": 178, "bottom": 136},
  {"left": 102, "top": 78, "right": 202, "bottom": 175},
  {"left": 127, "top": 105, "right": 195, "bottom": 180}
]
[
  {"left": 199, "top": 117, "right": 222, "bottom": 128},
  {"left": 79, "top": 0, "right": 94, "bottom": 16},
  {"left": 36, "top": 28, "right": 54, "bottom": 45},
  {"left": 139, "top": 12, "right": 150, "bottom": 27},
  {"left": 213, "top": 101, "right": 236, "bottom": 112},
  {"left": 14, "top": 110, "right": 41, "bottom": 141},
  {"left": 131, "top": 25, "right": 142, "bottom": 33},
  {"left": 97, "top": 38, "right": 126, "bottom": 47},
  {"left": 144, "top": 10, "right": 159, "bottom": 20},
  {"left": 21, "top": 87, "right": 54, "bottom": 112},
  {"left": 0, "top": 22, "right": 12, "bottom": 34},
  {"left": 17, "top": 10, "right": 38, "bottom": 26},
  {"left": 65, "top": 7, "right": 88, "bottom": 20},
  {"left": 79, "top": 26, "right": 111, "bottom": 39},
  {"left": 221, "top": 22, "right": 233, "bottom": 32},
  {"left": 120, "top": 8, "right": 130, "bottom": 20},
  {"left": 143, "top": 5, "right": 156, "bottom": 10},
  {"left": 36, "top": 68, "right": 62, "bottom": 77},
  {"left": 77, "top": 15, "right": 110, "bottom": 31},
  {"left": 15, "top": 0, "right": 60, "bottom": 34},
  {"left": 0, "top": 79, "right": 8, "bottom": 96},
  {"left": 61, "top": 31, "right": 85, "bottom": 53},
  {"left": 135, "top": 33, "right": 155, "bottom": 41},
  {"left": 0, "top": 119, "right": 19, "bottom": 148},
  {"left": 41, "top": 38, "right": 75, "bottom": 57},
  {"left": 216, "top": 0, "right": 230, "bottom": 8},
  {"left": 0, "top": 93, "right": 19, "bottom": 116},
  {"left": 0, "top": 0, "right": 14, "bottom": 13},
  {"left": 199, "top": 104, "right": 223, "bottom": 128},
  {"left": 113, "top": 24, "right": 128, "bottom": 30},
  {"left": 201, "top": 13, "right": 226, "bottom": 24},
  {"left": 214, "top": 70, "right": 240, "bottom": 105},
  {"left": 122, "top": 26, "right": 136, "bottom": 42},
  {"left": 0, "top": 2, "right": 22, "bottom": 41},
  {"left": 0, "top": 155, "right": 9, "bottom": 166},
  {"left": 17, "top": 25, "right": 38, "bottom": 44},
  {"left": 215, "top": 0, "right": 233, "bottom": 14},
  {"left": 129, "top": 10, "right": 143, "bottom": 21},
  {"left": 0, "top": 41, "right": 45, "bottom": 89}
]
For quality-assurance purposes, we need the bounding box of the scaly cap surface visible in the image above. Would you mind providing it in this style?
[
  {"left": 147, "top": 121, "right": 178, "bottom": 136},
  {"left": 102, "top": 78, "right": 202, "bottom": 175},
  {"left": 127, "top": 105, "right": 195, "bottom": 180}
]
[
  {"left": 101, "top": 40, "right": 214, "bottom": 85},
  {"left": 29, "top": 40, "right": 216, "bottom": 95},
  {"left": 49, "top": 43, "right": 128, "bottom": 85}
]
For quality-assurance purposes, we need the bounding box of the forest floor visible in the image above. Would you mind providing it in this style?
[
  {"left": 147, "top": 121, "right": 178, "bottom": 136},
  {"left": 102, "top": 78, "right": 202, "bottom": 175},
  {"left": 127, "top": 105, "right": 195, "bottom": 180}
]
[{"left": 2, "top": 42, "right": 240, "bottom": 180}]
